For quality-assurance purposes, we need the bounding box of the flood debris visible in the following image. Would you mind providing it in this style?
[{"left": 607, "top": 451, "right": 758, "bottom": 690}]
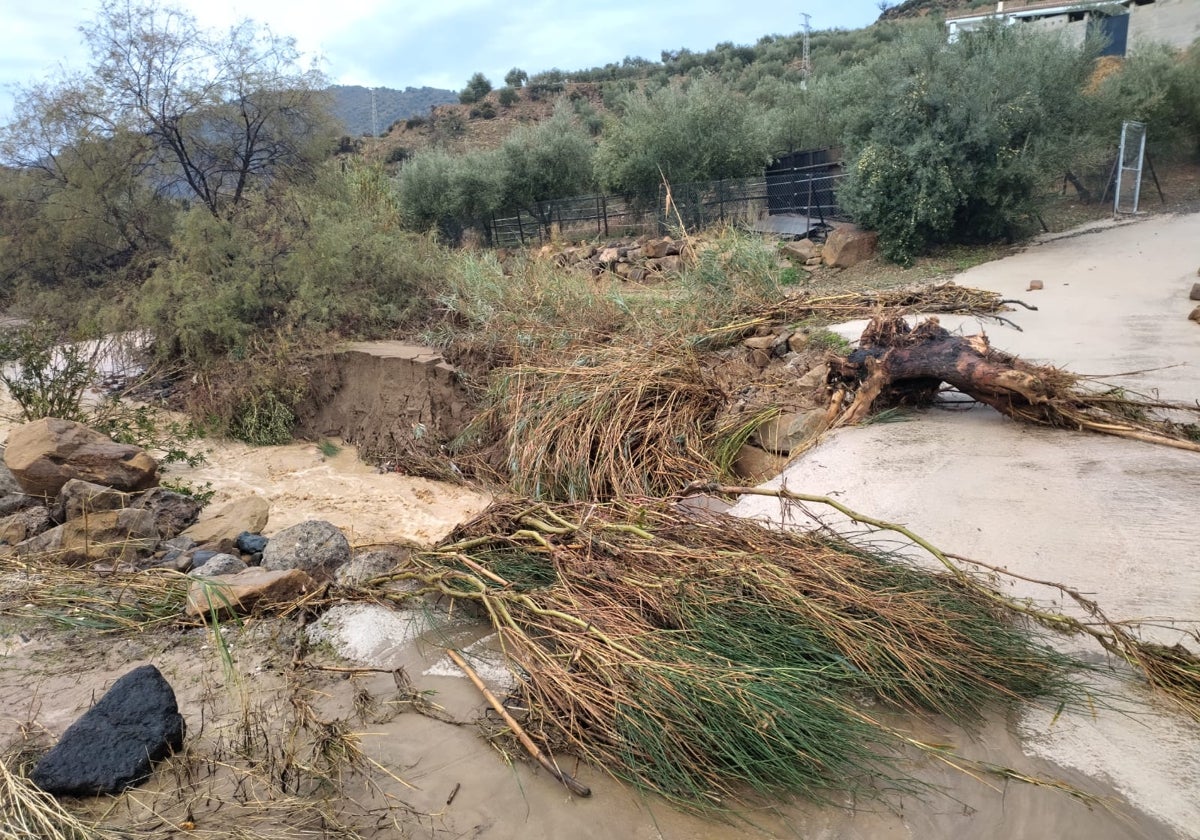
[{"left": 830, "top": 314, "right": 1200, "bottom": 452}]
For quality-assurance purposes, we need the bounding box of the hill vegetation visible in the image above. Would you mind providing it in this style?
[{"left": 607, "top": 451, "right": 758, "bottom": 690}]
[
  {"left": 327, "top": 84, "right": 457, "bottom": 137},
  {"left": 0, "top": 0, "right": 1198, "bottom": 442}
]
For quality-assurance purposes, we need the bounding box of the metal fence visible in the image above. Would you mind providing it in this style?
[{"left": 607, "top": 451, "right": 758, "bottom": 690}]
[{"left": 485, "top": 170, "right": 847, "bottom": 248}]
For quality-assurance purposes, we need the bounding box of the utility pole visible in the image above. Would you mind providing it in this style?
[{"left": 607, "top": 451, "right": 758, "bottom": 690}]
[
  {"left": 371, "top": 87, "right": 380, "bottom": 138},
  {"left": 800, "top": 12, "right": 812, "bottom": 90}
]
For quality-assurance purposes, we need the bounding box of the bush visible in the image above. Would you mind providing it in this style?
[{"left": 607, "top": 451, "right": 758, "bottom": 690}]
[
  {"left": 470, "top": 101, "right": 497, "bottom": 120},
  {"left": 0, "top": 322, "right": 95, "bottom": 422},
  {"left": 504, "top": 67, "right": 528, "bottom": 88},
  {"left": 498, "top": 87, "right": 520, "bottom": 107}
]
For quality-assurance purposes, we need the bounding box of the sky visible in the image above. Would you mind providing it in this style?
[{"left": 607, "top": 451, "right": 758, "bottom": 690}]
[{"left": 0, "top": 0, "right": 881, "bottom": 123}]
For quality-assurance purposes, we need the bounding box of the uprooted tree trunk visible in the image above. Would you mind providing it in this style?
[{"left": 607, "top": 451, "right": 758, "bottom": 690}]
[{"left": 830, "top": 315, "right": 1200, "bottom": 452}]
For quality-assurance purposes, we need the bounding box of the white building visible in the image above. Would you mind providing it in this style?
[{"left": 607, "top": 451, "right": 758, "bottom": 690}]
[{"left": 945, "top": 0, "right": 1200, "bottom": 53}]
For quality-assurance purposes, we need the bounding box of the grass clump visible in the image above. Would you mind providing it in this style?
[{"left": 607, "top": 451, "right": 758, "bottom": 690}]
[{"left": 378, "top": 499, "right": 1091, "bottom": 809}]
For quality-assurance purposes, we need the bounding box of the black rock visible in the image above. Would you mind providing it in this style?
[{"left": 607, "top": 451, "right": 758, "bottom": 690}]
[
  {"left": 30, "top": 664, "right": 185, "bottom": 796},
  {"left": 235, "top": 531, "right": 269, "bottom": 554}
]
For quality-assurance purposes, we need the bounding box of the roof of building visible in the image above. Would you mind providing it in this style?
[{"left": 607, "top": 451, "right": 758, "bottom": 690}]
[{"left": 946, "top": 0, "right": 1128, "bottom": 22}]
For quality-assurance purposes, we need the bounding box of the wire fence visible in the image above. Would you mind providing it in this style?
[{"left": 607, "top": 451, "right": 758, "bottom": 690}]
[{"left": 485, "top": 170, "right": 847, "bottom": 248}]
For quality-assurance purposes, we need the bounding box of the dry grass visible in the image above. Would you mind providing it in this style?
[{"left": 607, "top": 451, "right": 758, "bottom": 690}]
[{"left": 372, "top": 498, "right": 1092, "bottom": 809}]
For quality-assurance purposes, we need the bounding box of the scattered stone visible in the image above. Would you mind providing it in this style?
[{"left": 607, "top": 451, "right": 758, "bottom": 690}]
[
  {"left": 190, "top": 549, "right": 219, "bottom": 568},
  {"left": 781, "top": 239, "right": 819, "bottom": 262},
  {"left": 749, "top": 348, "right": 772, "bottom": 369},
  {"left": 181, "top": 494, "right": 269, "bottom": 544},
  {"left": 597, "top": 247, "right": 621, "bottom": 265},
  {"left": 1189, "top": 306, "right": 1200, "bottom": 323},
  {"left": 805, "top": 257, "right": 824, "bottom": 267},
  {"left": 1028, "top": 280, "right": 1044, "bottom": 291},
  {"left": 752, "top": 409, "right": 827, "bottom": 456},
  {"left": 1190, "top": 282, "right": 1200, "bottom": 301},
  {"left": 4, "top": 418, "right": 158, "bottom": 498},
  {"left": 52, "top": 479, "right": 130, "bottom": 523},
  {"left": 335, "top": 546, "right": 412, "bottom": 587},
  {"left": 0, "top": 506, "right": 52, "bottom": 545},
  {"left": 787, "top": 332, "right": 811, "bottom": 354},
  {"left": 733, "top": 444, "right": 787, "bottom": 482},
  {"left": 30, "top": 664, "right": 185, "bottom": 796},
  {"left": 797, "top": 363, "right": 832, "bottom": 390},
  {"left": 822, "top": 225, "right": 879, "bottom": 269},
  {"left": 191, "top": 552, "right": 248, "bottom": 577},
  {"left": 235, "top": 532, "right": 269, "bottom": 554},
  {"left": 647, "top": 255, "right": 682, "bottom": 274},
  {"left": 130, "top": 488, "right": 203, "bottom": 540},
  {"left": 186, "top": 567, "right": 317, "bottom": 618},
  {"left": 261, "top": 520, "right": 351, "bottom": 582},
  {"left": 742, "top": 335, "right": 777, "bottom": 351}
]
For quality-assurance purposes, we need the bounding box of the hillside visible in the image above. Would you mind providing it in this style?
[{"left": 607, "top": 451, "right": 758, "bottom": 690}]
[
  {"left": 327, "top": 84, "right": 457, "bottom": 137},
  {"left": 879, "top": 0, "right": 981, "bottom": 21}
]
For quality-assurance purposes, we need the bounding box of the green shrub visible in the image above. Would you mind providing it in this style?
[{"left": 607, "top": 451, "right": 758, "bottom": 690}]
[
  {"left": 230, "top": 390, "right": 295, "bottom": 445},
  {"left": 834, "top": 23, "right": 1098, "bottom": 263},
  {"left": 504, "top": 68, "right": 529, "bottom": 88},
  {"left": 498, "top": 87, "right": 520, "bottom": 107},
  {"left": 0, "top": 322, "right": 95, "bottom": 422},
  {"left": 470, "top": 101, "right": 497, "bottom": 120}
]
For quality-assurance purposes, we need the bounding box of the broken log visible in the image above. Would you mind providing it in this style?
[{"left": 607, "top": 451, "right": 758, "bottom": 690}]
[{"left": 830, "top": 315, "right": 1200, "bottom": 452}]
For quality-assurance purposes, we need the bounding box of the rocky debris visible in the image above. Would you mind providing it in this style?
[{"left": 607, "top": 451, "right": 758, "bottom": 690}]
[
  {"left": 191, "top": 552, "right": 248, "bottom": 577},
  {"left": 335, "top": 545, "right": 412, "bottom": 587},
  {"left": 182, "top": 494, "right": 269, "bottom": 544},
  {"left": 0, "top": 506, "right": 52, "bottom": 545},
  {"left": 14, "top": 524, "right": 65, "bottom": 559},
  {"left": 1189, "top": 306, "right": 1200, "bottom": 323},
  {"left": 261, "top": 520, "right": 351, "bottom": 582},
  {"left": 130, "top": 488, "right": 203, "bottom": 540},
  {"left": 1190, "top": 282, "right": 1200, "bottom": 301},
  {"left": 3, "top": 418, "right": 158, "bottom": 498},
  {"left": 822, "top": 225, "right": 879, "bottom": 269},
  {"left": 797, "top": 363, "right": 831, "bottom": 390},
  {"left": 30, "top": 664, "right": 185, "bottom": 796},
  {"left": 146, "top": 535, "right": 197, "bottom": 572},
  {"left": 52, "top": 479, "right": 130, "bottom": 524},
  {"left": 733, "top": 444, "right": 788, "bottom": 482},
  {"left": 57, "top": 508, "right": 159, "bottom": 566},
  {"left": 752, "top": 410, "right": 827, "bottom": 456},
  {"left": 1028, "top": 280, "right": 1044, "bottom": 291},
  {"left": 186, "top": 567, "right": 317, "bottom": 618},
  {"left": 537, "top": 235, "right": 687, "bottom": 279}
]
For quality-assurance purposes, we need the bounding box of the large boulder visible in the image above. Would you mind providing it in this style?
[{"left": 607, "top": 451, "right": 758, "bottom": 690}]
[
  {"left": 186, "top": 567, "right": 316, "bottom": 618},
  {"left": 261, "top": 520, "right": 350, "bottom": 582},
  {"left": 751, "top": 409, "right": 826, "bottom": 456},
  {"left": 181, "top": 495, "right": 269, "bottom": 544},
  {"left": 822, "top": 225, "right": 879, "bottom": 269},
  {"left": 4, "top": 418, "right": 157, "bottom": 498},
  {"left": 130, "top": 487, "right": 203, "bottom": 540},
  {"left": 30, "top": 664, "right": 185, "bottom": 796}
]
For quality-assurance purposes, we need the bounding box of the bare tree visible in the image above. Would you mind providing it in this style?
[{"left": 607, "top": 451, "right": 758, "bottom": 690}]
[{"left": 4, "top": 0, "right": 333, "bottom": 217}]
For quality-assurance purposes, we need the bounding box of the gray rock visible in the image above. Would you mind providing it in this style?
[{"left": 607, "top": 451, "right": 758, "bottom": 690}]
[
  {"left": 0, "top": 506, "right": 52, "bottom": 545},
  {"left": 191, "top": 552, "right": 248, "bottom": 577},
  {"left": 14, "top": 524, "right": 65, "bottom": 559},
  {"left": 52, "top": 479, "right": 130, "bottom": 523},
  {"left": 335, "top": 546, "right": 411, "bottom": 587},
  {"left": 131, "top": 488, "right": 203, "bottom": 540},
  {"left": 261, "top": 520, "right": 350, "bottom": 583},
  {"left": 30, "top": 664, "right": 185, "bottom": 796},
  {"left": 0, "top": 460, "right": 36, "bottom": 517}
]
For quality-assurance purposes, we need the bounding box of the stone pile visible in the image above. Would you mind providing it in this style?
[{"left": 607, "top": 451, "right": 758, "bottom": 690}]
[{"left": 535, "top": 235, "right": 688, "bottom": 280}]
